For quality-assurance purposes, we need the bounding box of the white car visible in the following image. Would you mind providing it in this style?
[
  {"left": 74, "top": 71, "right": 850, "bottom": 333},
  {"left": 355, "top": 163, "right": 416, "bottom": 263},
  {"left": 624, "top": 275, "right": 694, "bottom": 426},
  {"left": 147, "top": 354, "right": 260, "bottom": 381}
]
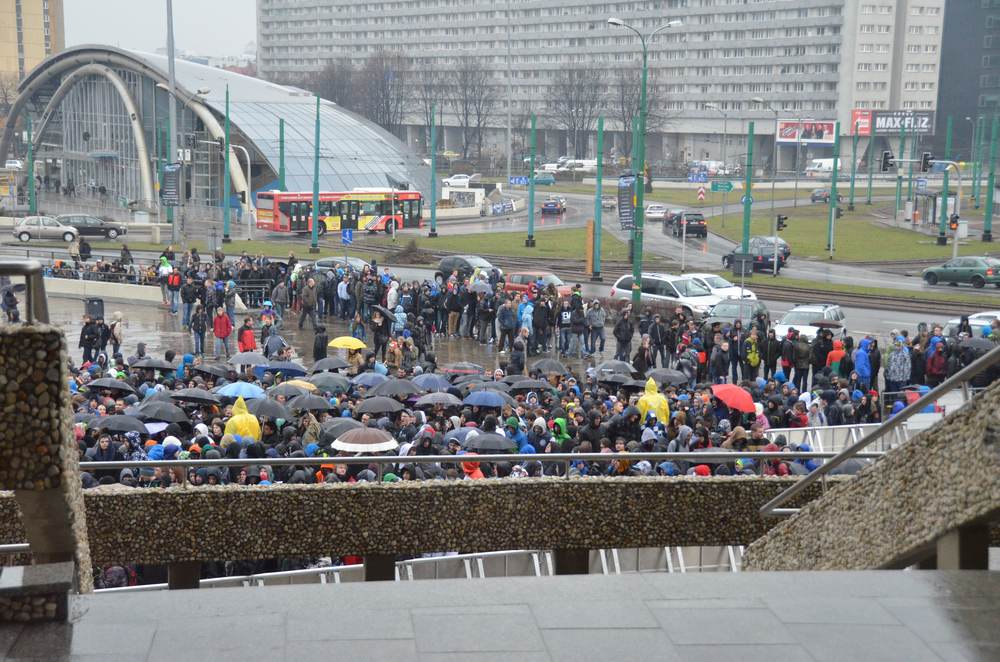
[
  {"left": 645, "top": 204, "right": 668, "bottom": 222},
  {"left": 685, "top": 273, "right": 756, "bottom": 300},
  {"left": 441, "top": 173, "right": 478, "bottom": 188},
  {"left": 609, "top": 272, "right": 722, "bottom": 318},
  {"left": 3, "top": 159, "right": 24, "bottom": 171},
  {"left": 773, "top": 303, "right": 847, "bottom": 341},
  {"left": 942, "top": 310, "right": 1000, "bottom": 337}
]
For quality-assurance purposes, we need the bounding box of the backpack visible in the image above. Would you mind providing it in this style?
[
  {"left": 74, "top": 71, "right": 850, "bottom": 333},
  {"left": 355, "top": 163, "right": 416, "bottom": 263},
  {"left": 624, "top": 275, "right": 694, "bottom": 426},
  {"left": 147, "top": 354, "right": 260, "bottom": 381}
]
[{"left": 747, "top": 340, "right": 761, "bottom": 368}]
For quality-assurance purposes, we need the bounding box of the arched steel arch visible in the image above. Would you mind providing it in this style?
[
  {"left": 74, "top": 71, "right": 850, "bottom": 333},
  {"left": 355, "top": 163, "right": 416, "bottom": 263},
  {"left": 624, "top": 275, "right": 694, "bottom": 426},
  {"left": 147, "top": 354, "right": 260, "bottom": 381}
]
[{"left": 0, "top": 48, "right": 249, "bottom": 210}]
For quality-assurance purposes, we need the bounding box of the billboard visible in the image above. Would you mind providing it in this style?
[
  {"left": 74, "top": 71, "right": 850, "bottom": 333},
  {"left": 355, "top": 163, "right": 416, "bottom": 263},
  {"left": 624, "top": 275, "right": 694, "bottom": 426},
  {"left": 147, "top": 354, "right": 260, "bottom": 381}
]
[
  {"left": 850, "top": 110, "right": 935, "bottom": 136},
  {"left": 617, "top": 174, "right": 636, "bottom": 229},
  {"left": 776, "top": 120, "right": 836, "bottom": 144}
]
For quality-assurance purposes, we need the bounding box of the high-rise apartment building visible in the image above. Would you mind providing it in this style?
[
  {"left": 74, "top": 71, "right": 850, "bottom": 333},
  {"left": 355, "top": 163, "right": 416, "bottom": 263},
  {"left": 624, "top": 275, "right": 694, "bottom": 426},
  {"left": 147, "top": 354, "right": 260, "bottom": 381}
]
[
  {"left": 257, "top": 0, "right": 944, "bottom": 167},
  {"left": 0, "top": 0, "right": 64, "bottom": 81}
]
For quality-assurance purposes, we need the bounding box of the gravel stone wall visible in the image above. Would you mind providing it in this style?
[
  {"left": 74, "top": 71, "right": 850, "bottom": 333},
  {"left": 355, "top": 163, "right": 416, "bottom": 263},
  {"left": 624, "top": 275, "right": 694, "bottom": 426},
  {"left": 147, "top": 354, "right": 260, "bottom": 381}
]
[
  {"left": 744, "top": 380, "right": 1000, "bottom": 571},
  {"left": 1, "top": 477, "right": 830, "bottom": 566},
  {"left": 0, "top": 594, "right": 61, "bottom": 622}
]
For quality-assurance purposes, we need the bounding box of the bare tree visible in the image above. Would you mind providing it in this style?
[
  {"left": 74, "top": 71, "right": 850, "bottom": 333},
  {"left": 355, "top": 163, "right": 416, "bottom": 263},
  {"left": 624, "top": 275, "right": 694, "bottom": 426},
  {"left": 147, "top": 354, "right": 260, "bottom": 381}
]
[
  {"left": 413, "top": 66, "right": 443, "bottom": 150},
  {"left": 611, "top": 67, "right": 675, "bottom": 156},
  {"left": 304, "top": 59, "right": 357, "bottom": 111},
  {"left": 544, "top": 67, "right": 606, "bottom": 158},
  {"left": 354, "top": 51, "right": 410, "bottom": 137},
  {"left": 448, "top": 57, "right": 496, "bottom": 160},
  {"left": 0, "top": 73, "right": 17, "bottom": 118}
]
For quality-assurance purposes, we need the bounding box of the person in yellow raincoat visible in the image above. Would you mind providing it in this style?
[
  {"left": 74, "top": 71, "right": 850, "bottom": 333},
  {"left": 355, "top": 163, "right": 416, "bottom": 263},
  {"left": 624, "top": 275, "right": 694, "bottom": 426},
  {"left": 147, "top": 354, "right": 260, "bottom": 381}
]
[
  {"left": 224, "top": 396, "right": 261, "bottom": 440},
  {"left": 636, "top": 377, "right": 669, "bottom": 424}
]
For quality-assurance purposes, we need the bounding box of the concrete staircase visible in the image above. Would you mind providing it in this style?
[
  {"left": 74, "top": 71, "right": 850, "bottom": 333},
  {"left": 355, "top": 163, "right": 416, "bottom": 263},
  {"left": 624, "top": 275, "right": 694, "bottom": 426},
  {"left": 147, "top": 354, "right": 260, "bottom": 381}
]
[{"left": 744, "top": 379, "right": 1000, "bottom": 571}]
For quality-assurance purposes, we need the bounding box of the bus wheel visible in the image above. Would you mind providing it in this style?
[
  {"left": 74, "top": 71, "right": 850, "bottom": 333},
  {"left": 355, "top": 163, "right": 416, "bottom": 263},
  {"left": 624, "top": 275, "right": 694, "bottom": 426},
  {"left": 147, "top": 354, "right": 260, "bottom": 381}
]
[
  {"left": 317, "top": 224, "right": 327, "bottom": 237},
  {"left": 384, "top": 220, "right": 396, "bottom": 234}
]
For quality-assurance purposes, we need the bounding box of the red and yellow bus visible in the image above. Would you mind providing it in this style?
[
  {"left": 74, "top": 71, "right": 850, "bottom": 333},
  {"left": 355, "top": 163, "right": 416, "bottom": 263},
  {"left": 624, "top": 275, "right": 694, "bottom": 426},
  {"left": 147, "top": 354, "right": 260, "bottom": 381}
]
[{"left": 256, "top": 189, "right": 422, "bottom": 235}]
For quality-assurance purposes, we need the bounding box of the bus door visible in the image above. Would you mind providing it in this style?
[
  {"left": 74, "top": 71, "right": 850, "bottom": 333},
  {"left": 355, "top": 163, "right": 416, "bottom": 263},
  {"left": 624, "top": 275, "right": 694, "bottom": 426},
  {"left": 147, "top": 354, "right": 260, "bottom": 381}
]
[
  {"left": 337, "top": 199, "right": 361, "bottom": 230},
  {"left": 290, "top": 201, "right": 310, "bottom": 233},
  {"left": 401, "top": 198, "right": 421, "bottom": 228}
]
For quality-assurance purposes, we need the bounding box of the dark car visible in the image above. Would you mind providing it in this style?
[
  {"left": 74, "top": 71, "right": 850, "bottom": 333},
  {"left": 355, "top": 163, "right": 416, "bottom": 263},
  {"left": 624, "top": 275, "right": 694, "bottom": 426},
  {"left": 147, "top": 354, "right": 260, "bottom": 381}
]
[
  {"left": 922, "top": 256, "right": 1000, "bottom": 289},
  {"left": 56, "top": 214, "right": 127, "bottom": 240},
  {"left": 701, "top": 299, "right": 771, "bottom": 331},
  {"left": 750, "top": 235, "right": 791, "bottom": 262},
  {"left": 673, "top": 212, "right": 707, "bottom": 238},
  {"left": 540, "top": 196, "right": 566, "bottom": 214},
  {"left": 435, "top": 255, "right": 500, "bottom": 282},
  {"left": 810, "top": 188, "right": 844, "bottom": 204},
  {"left": 722, "top": 240, "right": 785, "bottom": 273}
]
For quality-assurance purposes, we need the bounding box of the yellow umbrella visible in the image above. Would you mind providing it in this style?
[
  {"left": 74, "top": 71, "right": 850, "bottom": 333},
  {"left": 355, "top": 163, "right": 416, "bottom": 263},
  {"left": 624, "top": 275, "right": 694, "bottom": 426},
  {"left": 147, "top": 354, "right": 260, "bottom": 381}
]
[
  {"left": 329, "top": 336, "right": 367, "bottom": 350},
  {"left": 285, "top": 379, "right": 317, "bottom": 392}
]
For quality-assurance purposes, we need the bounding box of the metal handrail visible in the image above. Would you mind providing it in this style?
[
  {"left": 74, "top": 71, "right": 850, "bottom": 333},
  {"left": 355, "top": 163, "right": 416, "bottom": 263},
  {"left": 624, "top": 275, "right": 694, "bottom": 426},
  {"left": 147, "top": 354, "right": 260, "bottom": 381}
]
[
  {"left": 0, "top": 543, "right": 30, "bottom": 555},
  {"left": 0, "top": 258, "right": 48, "bottom": 323},
  {"left": 760, "top": 343, "right": 1000, "bottom": 518}
]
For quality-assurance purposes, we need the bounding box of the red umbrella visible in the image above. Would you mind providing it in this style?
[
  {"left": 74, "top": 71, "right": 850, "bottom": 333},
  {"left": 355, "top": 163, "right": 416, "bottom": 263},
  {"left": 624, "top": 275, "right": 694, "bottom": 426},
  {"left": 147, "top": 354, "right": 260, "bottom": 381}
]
[{"left": 711, "top": 384, "right": 756, "bottom": 413}]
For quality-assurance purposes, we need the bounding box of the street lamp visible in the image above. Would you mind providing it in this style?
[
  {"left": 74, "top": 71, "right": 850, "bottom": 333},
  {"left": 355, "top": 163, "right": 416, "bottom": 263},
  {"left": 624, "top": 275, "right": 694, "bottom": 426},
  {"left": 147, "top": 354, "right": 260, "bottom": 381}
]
[
  {"left": 753, "top": 97, "right": 781, "bottom": 276},
  {"left": 704, "top": 102, "right": 728, "bottom": 227},
  {"left": 608, "top": 16, "right": 682, "bottom": 314}
]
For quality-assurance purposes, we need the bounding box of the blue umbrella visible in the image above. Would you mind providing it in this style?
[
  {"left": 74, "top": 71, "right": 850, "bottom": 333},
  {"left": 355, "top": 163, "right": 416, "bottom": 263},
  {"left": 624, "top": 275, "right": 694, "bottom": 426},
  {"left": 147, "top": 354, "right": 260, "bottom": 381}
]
[
  {"left": 352, "top": 372, "right": 388, "bottom": 388},
  {"left": 444, "top": 428, "right": 475, "bottom": 444},
  {"left": 412, "top": 373, "right": 452, "bottom": 393},
  {"left": 253, "top": 361, "right": 308, "bottom": 380},
  {"left": 217, "top": 382, "right": 266, "bottom": 399},
  {"left": 463, "top": 390, "right": 506, "bottom": 408}
]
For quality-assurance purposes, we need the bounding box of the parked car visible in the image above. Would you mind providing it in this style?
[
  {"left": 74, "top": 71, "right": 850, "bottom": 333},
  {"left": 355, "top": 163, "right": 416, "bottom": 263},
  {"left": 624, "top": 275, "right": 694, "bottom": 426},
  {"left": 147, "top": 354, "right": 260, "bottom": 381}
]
[
  {"left": 701, "top": 299, "right": 771, "bottom": 331},
  {"left": 645, "top": 204, "right": 668, "bottom": 222},
  {"left": 533, "top": 172, "right": 556, "bottom": 186},
  {"left": 722, "top": 238, "right": 786, "bottom": 273},
  {"left": 942, "top": 310, "right": 1000, "bottom": 336},
  {"left": 810, "top": 188, "right": 844, "bottom": 203},
  {"left": 684, "top": 273, "right": 756, "bottom": 300},
  {"left": 922, "top": 256, "right": 1000, "bottom": 289},
  {"left": 541, "top": 196, "right": 566, "bottom": 214},
  {"left": 56, "top": 214, "right": 127, "bottom": 240},
  {"left": 673, "top": 211, "right": 707, "bottom": 238},
  {"left": 435, "top": 255, "right": 500, "bottom": 282},
  {"left": 773, "top": 303, "right": 847, "bottom": 341},
  {"left": 313, "top": 256, "right": 371, "bottom": 275},
  {"left": 504, "top": 271, "right": 572, "bottom": 298},
  {"left": 13, "top": 216, "right": 78, "bottom": 243},
  {"left": 601, "top": 195, "right": 617, "bottom": 210},
  {"left": 3, "top": 159, "right": 24, "bottom": 171},
  {"left": 442, "top": 173, "right": 478, "bottom": 188},
  {"left": 609, "top": 272, "right": 722, "bottom": 318}
]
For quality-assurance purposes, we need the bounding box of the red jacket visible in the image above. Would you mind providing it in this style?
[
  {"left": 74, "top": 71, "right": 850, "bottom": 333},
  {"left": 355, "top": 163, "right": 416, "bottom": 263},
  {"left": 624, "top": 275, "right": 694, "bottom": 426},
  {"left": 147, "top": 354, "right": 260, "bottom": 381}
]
[
  {"left": 212, "top": 314, "right": 233, "bottom": 339},
  {"left": 237, "top": 326, "right": 256, "bottom": 352}
]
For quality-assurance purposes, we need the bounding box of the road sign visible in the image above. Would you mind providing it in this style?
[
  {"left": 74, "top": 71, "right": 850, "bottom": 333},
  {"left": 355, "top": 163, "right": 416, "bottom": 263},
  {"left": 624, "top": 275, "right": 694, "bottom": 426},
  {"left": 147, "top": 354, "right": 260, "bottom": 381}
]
[
  {"left": 341, "top": 229, "right": 353, "bottom": 246},
  {"left": 697, "top": 186, "right": 706, "bottom": 201},
  {"left": 741, "top": 195, "right": 753, "bottom": 205},
  {"left": 687, "top": 172, "right": 708, "bottom": 183},
  {"left": 161, "top": 163, "right": 181, "bottom": 207},
  {"left": 508, "top": 175, "right": 529, "bottom": 186},
  {"left": 916, "top": 178, "right": 928, "bottom": 191},
  {"left": 617, "top": 174, "right": 636, "bottom": 229},
  {"left": 711, "top": 180, "right": 734, "bottom": 193}
]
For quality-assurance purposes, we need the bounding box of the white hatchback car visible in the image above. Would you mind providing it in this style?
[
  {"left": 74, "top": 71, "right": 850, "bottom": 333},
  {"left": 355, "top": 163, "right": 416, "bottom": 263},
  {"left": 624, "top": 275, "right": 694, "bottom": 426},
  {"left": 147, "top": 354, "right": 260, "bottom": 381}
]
[
  {"left": 773, "top": 303, "right": 847, "bottom": 341},
  {"left": 685, "top": 273, "right": 756, "bottom": 300},
  {"left": 609, "top": 272, "right": 722, "bottom": 318}
]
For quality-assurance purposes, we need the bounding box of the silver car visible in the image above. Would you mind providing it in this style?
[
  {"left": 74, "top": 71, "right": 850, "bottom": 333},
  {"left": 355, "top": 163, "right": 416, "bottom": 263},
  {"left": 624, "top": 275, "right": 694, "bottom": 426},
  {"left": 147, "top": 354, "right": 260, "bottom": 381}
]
[{"left": 13, "top": 216, "right": 79, "bottom": 243}]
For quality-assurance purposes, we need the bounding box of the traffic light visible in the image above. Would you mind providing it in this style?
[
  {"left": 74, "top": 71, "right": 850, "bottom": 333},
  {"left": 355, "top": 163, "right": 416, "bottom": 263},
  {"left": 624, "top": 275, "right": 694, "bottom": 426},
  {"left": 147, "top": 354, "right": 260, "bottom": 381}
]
[
  {"left": 776, "top": 214, "right": 788, "bottom": 231},
  {"left": 920, "top": 152, "right": 933, "bottom": 173},
  {"left": 216, "top": 137, "right": 225, "bottom": 151},
  {"left": 835, "top": 206, "right": 844, "bottom": 219},
  {"left": 237, "top": 190, "right": 246, "bottom": 204},
  {"left": 949, "top": 214, "right": 959, "bottom": 232},
  {"left": 880, "top": 150, "right": 894, "bottom": 172}
]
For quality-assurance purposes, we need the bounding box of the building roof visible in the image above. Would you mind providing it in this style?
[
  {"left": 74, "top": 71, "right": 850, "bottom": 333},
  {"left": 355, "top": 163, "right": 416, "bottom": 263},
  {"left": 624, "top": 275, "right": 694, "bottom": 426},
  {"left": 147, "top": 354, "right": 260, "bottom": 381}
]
[{"left": 22, "top": 45, "right": 430, "bottom": 195}]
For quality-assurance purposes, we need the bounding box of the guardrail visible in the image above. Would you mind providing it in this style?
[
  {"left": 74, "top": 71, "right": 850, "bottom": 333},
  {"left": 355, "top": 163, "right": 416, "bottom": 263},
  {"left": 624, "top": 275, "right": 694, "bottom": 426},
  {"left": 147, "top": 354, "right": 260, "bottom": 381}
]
[{"left": 760, "top": 344, "right": 1000, "bottom": 518}]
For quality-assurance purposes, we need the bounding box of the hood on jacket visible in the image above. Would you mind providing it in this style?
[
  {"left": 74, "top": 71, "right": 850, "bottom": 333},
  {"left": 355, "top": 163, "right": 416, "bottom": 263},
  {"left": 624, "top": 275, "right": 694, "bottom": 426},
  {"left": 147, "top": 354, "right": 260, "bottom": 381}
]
[
  {"left": 833, "top": 339, "right": 843, "bottom": 350},
  {"left": 644, "top": 377, "right": 658, "bottom": 396}
]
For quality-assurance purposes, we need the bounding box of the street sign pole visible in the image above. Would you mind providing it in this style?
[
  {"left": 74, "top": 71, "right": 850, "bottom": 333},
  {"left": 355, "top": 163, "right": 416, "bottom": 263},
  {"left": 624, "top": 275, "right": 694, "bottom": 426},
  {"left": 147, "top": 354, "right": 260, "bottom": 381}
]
[
  {"left": 526, "top": 114, "right": 536, "bottom": 247},
  {"left": 938, "top": 116, "right": 953, "bottom": 246},
  {"left": 866, "top": 135, "right": 874, "bottom": 205},
  {"left": 309, "top": 94, "right": 320, "bottom": 254},
  {"left": 827, "top": 121, "right": 841, "bottom": 259},
  {"left": 222, "top": 84, "right": 232, "bottom": 243},
  {"left": 975, "top": 116, "right": 985, "bottom": 208},
  {"left": 848, "top": 121, "right": 858, "bottom": 211},
  {"left": 907, "top": 131, "right": 916, "bottom": 202},
  {"left": 984, "top": 115, "right": 998, "bottom": 242},
  {"left": 742, "top": 121, "right": 754, "bottom": 254},
  {"left": 894, "top": 125, "right": 906, "bottom": 222},
  {"left": 429, "top": 103, "right": 438, "bottom": 237},
  {"left": 278, "top": 118, "right": 285, "bottom": 191},
  {"left": 592, "top": 115, "right": 604, "bottom": 281},
  {"left": 26, "top": 115, "right": 35, "bottom": 214}
]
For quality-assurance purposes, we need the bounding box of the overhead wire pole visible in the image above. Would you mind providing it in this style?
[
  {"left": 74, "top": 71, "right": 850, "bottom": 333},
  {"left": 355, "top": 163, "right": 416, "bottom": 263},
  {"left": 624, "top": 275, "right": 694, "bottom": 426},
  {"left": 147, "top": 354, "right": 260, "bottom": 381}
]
[
  {"left": 826, "top": 121, "right": 841, "bottom": 259},
  {"left": 428, "top": 103, "right": 437, "bottom": 237},
  {"left": 222, "top": 84, "right": 231, "bottom": 243},
  {"left": 866, "top": 134, "right": 875, "bottom": 205},
  {"left": 505, "top": 0, "right": 512, "bottom": 183},
  {"left": 906, "top": 129, "right": 916, "bottom": 203},
  {"left": 166, "top": 0, "right": 177, "bottom": 240},
  {"left": 26, "top": 115, "right": 35, "bottom": 214},
  {"left": 526, "top": 114, "right": 536, "bottom": 247},
  {"left": 938, "top": 116, "right": 953, "bottom": 246},
  {"left": 848, "top": 121, "right": 858, "bottom": 211},
  {"left": 278, "top": 118, "right": 285, "bottom": 191},
  {"left": 974, "top": 115, "right": 985, "bottom": 208},
  {"left": 592, "top": 115, "right": 604, "bottom": 282},
  {"left": 309, "top": 95, "right": 320, "bottom": 254},
  {"left": 984, "top": 114, "right": 998, "bottom": 243},
  {"left": 894, "top": 125, "right": 906, "bottom": 222}
]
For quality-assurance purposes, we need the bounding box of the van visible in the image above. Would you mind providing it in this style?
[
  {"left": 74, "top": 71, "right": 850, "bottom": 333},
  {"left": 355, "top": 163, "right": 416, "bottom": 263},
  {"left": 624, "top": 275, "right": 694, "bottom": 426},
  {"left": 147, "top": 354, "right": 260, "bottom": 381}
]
[{"left": 805, "top": 158, "right": 841, "bottom": 177}]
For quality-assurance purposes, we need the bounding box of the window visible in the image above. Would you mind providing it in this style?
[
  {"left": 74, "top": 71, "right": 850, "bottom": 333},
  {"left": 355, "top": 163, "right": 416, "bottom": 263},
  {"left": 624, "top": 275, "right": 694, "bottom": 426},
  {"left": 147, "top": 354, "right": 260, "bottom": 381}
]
[{"left": 860, "top": 24, "right": 875, "bottom": 33}]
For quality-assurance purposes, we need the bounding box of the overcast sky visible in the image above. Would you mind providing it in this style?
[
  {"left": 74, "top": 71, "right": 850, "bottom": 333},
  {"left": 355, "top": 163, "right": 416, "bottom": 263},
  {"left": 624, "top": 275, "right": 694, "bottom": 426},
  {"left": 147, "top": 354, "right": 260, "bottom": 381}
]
[{"left": 65, "top": 0, "right": 257, "bottom": 57}]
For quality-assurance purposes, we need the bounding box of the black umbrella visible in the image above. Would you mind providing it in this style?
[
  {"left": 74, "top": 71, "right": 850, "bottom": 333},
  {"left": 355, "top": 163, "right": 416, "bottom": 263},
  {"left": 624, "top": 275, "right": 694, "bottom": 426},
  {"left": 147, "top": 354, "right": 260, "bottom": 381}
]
[
  {"left": 960, "top": 337, "right": 995, "bottom": 352},
  {"left": 467, "top": 381, "right": 511, "bottom": 392},
  {"left": 321, "top": 417, "right": 364, "bottom": 440},
  {"left": 143, "top": 390, "right": 175, "bottom": 404},
  {"left": 91, "top": 415, "right": 147, "bottom": 434},
  {"left": 371, "top": 379, "right": 424, "bottom": 398},
  {"left": 501, "top": 374, "right": 527, "bottom": 385},
  {"left": 371, "top": 304, "right": 397, "bottom": 322},
  {"left": 622, "top": 379, "right": 649, "bottom": 390},
  {"left": 73, "top": 412, "right": 95, "bottom": 424},
  {"left": 509, "top": 378, "right": 551, "bottom": 391},
  {"left": 130, "top": 357, "right": 174, "bottom": 371},
  {"left": 288, "top": 393, "right": 334, "bottom": 412},
  {"left": 191, "top": 363, "right": 230, "bottom": 379},
  {"left": 246, "top": 398, "right": 292, "bottom": 420},
  {"left": 169, "top": 388, "right": 221, "bottom": 405},
  {"left": 311, "top": 357, "right": 348, "bottom": 372},
  {"left": 440, "top": 362, "right": 484, "bottom": 376},
  {"left": 229, "top": 351, "right": 268, "bottom": 366},
  {"left": 414, "top": 392, "right": 463, "bottom": 408},
  {"left": 598, "top": 373, "right": 629, "bottom": 385},
  {"left": 308, "top": 372, "right": 350, "bottom": 394},
  {"left": 452, "top": 374, "right": 486, "bottom": 385},
  {"left": 596, "top": 359, "right": 635, "bottom": 374},
  {"left": 356, "top": 396, "right": 405, "bottom": 415},
  {"left": 86, "top": 378, "right": 136, "bottom": 394},
  {"left": 531, "top": 358, "right": 568, "bottom": 375},
  {"left": 268, "top": 383, "right": 308, "bottom": 399},
  {"left": 131, "top": 401, "right": 188, "bottom": 424},
  {"left": 646, "top": 368, "right": 689, "bottom": 386},
  {"left": 463, "top": 431, "right": 517, "bottom": 452}
]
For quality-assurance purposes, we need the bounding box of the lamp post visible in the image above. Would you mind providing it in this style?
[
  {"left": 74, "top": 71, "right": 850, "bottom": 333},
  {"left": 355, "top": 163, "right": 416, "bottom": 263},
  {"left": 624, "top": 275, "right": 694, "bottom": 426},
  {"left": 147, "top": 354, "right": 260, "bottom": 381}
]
[
  {"left": 608, "top": 16, "right": 682, "bottom": 313},
  {"left": 166, "top": 0, "right": 178, "bottom": 240},
  {"left": 705, "top": 103, "right": 728, "bottom": 227},
  {"left": 966, "top": 116, "right": 976, "bottom": 207},
  {"left": 751, "top": 97, "right": 779, "bottom": 224}
]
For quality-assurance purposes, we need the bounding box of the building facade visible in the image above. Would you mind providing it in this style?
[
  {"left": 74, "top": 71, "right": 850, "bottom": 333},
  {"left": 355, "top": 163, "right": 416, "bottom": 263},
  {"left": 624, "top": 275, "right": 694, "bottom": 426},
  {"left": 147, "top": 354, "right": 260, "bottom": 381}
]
[
  {"left": 257, "top": 0, "right": 945, "bottom": 169},
  {"left": 0, "top": 0, "right": 63, "bottom": 81}
]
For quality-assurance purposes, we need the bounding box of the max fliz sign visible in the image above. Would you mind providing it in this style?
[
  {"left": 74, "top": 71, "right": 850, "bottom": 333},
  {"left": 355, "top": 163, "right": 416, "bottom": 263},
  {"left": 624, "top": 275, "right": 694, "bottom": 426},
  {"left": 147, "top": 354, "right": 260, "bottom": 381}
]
[{"left": 851, "top": 110, "right": 935, "bottom": 136}]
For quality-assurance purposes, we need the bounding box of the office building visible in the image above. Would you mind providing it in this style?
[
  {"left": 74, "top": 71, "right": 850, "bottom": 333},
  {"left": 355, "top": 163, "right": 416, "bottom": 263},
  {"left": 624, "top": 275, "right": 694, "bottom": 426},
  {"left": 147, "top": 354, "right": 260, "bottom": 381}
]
[{"left": 0, "top": 0, "right": 63, "bottom": 81}]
